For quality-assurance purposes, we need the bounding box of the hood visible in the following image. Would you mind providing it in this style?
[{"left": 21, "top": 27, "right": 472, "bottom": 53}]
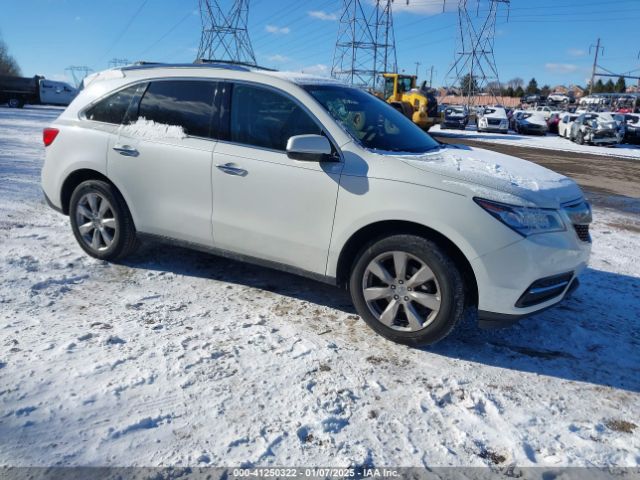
[{"left": 395, "top": 145, "right": 582, "bottom": 209}]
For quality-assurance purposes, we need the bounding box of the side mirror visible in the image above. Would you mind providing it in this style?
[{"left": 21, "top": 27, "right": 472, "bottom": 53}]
[{"left": 286, "top": 134, "right": 335, "bottom": 162}]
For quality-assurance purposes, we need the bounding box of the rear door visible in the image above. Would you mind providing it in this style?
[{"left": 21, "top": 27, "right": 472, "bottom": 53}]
[{"left": 107, "top": 79, "right": 221, "bottom": 246}]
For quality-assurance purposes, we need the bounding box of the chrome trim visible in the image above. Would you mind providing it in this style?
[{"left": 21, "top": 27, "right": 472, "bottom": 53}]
[{"left": 528, "top": 281, "right": 570, "bottom": 295}]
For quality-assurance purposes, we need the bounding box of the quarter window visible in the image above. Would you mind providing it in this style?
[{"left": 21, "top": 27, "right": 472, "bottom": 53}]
[
  {"left": 138, "top": 80, "right": 218, "bottom": 138},
  {"left": 229, "top": 84, "right": 322, "bottom": 151},
  {"left": 85, "top": 84, "right": 143, "bottom": 125}
]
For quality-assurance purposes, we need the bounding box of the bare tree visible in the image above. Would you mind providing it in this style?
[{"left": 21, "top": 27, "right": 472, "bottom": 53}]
[
  {"left": 506, "top": 77, "right": 524, "bottom": 90},
  {"left": 0, "top": 34, "right": 22, "bottom": 76}
]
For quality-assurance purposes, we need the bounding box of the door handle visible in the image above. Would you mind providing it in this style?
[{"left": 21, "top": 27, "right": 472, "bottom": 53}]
[
  {"left": 113, "top": 144, "right": 139, "bottom": 157},
  {"left": 216, "top": 163, "right": 247, "bottom": 177}
]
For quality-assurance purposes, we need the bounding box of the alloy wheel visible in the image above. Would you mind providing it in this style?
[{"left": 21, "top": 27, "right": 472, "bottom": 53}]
[
  {"left": 361, "top": 251, "right": 441, "bottom": 332},
  {"left": 75, "top": 192, "right": 117, "bottom": 252}
]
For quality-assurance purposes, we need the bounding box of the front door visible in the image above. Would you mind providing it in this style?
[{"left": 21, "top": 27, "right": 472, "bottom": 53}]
[{"left": 211, "top": 83, "right": 342, "bottom": 275}]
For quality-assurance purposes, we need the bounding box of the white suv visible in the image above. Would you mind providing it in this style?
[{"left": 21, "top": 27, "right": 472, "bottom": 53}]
[{"left": 41, "top": 63, "right": 592, "bottom": 345}]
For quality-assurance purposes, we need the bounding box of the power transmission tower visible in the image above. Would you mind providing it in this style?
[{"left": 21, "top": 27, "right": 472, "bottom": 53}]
[
  {"left": 445, "top": 0, "right": 510, "bottom": 106},
  {"left": 108, "top": 58, "right": 131, "bottom": 68},
  {"left": 65, "top": 66, "right": 93, "bottom": 88},
  {"left": 589, "top": 38, "right": 604, "bottom": 94},
  {"left": 331, "top": 0, "right": 397, "bottom": 89},
  {"left": 196, "top": 0, "right": 257, "bottom": 66}
]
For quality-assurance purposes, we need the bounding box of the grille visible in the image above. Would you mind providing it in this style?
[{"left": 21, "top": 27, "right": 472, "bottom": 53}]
[
  {"left": 487, "top": 118, "right": 502, "bottom": 125},
  {"left": 574, "top": 224, "right": 591, "bottom": 242}
]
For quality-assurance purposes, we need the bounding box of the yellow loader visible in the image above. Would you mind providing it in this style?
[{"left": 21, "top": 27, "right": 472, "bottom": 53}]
[{"left": 381, "top": 73, "right": 439, "bottom": 131}]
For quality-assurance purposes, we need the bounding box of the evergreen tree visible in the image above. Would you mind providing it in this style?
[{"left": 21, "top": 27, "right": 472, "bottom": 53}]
[
  {"left": 604, "top": 79, "right": 615, "bottom": 93},
  {"left": 526, "top": 78, "right": 539, "bottom": 95},
  {"left": 615, "top": 76, "right": 627, "bottom": 93}
]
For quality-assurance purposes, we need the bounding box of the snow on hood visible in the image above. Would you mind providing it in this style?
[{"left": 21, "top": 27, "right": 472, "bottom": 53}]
[
  {"left": 395, "top": 145, "right": 582, "bottom": 208},
  {"left": 121, "top": 117, "right": 186, "bottom": 141}
]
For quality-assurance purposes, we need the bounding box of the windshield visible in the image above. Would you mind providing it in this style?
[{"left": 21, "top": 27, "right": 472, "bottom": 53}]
[{"left": 304, "top": 84, "right": 440, "bottom": 153}]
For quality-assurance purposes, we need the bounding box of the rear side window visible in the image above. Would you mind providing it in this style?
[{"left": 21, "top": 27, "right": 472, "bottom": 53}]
[
  {"left": 229, "top": 83, "right": 321, "bottom": 151},
  {"left": 138, "top": 80, "right": 218, "bottom": 138},
  {"left": 85, "top": 84, "right": 142, "bottom": 124}
]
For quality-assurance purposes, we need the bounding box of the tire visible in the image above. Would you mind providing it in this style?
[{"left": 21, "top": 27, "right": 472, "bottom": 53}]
[
  {"left": 69, "top": 180, "right": 138, "bottom": 261},
  {"left": 576, "top": 131, "right": 585, "bottom": 145},
  {"left": 7, "top": 98, "right": 23, "bottom": 108},
  {"left": 349, "top": 234, "right": 466, "bottom": 346}
]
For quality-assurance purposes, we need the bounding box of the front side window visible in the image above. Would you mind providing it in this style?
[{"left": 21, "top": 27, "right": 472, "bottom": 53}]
[
  {"left": 85, "top": 84, "right": 143, "bottom": 124},
  {"left": 229, "top": 84, "right": 321, "bottom": 151},
  {"left": 304, "top": 84, "right": 440, "bottom": 153},
  {"left": 138, "top": 80, "right": 218, "bottom": 138}
]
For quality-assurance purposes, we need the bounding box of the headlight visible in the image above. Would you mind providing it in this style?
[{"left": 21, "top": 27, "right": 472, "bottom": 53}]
[{"left": 474, "top": 198, "right": 566, "bottom": 236}]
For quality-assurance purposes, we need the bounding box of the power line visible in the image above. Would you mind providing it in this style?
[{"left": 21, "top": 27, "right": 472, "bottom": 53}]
[{"left": 102, "top": 0, "right": 149, "bottom": 60}]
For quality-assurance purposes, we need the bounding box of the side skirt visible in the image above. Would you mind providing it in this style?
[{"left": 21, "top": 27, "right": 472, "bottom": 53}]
[{"left": 137, "top": 232, "right": 338, "bottom": 287}]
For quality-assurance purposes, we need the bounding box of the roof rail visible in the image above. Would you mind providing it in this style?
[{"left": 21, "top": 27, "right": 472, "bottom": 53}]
[{"left": 120, "top": 60, "right": 276, "bottom": 73}]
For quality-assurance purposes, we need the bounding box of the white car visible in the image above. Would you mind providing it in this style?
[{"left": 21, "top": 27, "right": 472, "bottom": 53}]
[
  {"left": 41, "top": 63, "right": 592, "bottom": 345},
  {"left": 548, "top": 93, "right": 570, "bottom": 104},
  {"left": 558, "top": 113, "right": 579, "bottom": 139},
  {"left": 477, "top": 107, "right": 509, "bottom": 133}
]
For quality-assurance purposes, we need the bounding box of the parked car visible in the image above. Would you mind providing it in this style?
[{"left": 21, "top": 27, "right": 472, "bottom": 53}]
[
  {"left": 558, "top": 113, "right": 579, "bottom": 139},
  {"left": 523, "top": 94, "right": 543, "bottom": 105},
  {"left": 441, "top": 105, "right": 469, "bottom": 130},
  {"left": 534, "top": 106, "right": 555, "bottom": 120},
  {"left": 514, "top": 112, "right": 548, "bottom": 135},
  {"left": 41, "top": 63, "right": 592, "bottom": 346},
  {"left": 547, "top": 112, "right": 561, "bottom": 134},
  {"left": 477, "top": 107, "right": 508, "bottom": 133},
  {"left": 614, "top": 113, "right": 640, "bottom": 144},
  {"left": 547, "top": 93, "right": 570, "bottom": 104},
  {"left": 569, "top": 113, "right": 620, "bottom": 146},
  {"left": 0, "top": 75, "right": 77, "bottom": 108}
]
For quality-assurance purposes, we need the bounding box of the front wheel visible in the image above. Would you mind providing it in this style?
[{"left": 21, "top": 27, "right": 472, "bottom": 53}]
[
  {"left": 69, "top": 180, "right": 138, "bottom": 261},
  {"left": 576, "top": 131, "right": 585, "bottom": 145},
  {"left": 349, "top": 235, "right": 466, "bottom": 346}
]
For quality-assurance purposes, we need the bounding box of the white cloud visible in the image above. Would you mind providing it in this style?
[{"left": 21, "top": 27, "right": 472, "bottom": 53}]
[
  {"left": 567, "top": 48, "right": 587, "bottom": 57},
  {"left": 545, "top": 63, "right": 580, "bottom": 74},
  {"left": 301, "top": 64, "right": 330, "bottom": 76},
  {"left": 308, "top": 10, "right": 338, "bottom": 21},
  {"left": 265, "top": 25, "right": 290, "bottom": 35},
  {"left": 267, "top": 54, "right": 290, "bottom": 63}
]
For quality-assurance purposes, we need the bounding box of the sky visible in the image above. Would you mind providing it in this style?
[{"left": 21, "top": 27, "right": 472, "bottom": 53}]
[{"left": 2, "top": 0, "right": 640, "bottom": 89}]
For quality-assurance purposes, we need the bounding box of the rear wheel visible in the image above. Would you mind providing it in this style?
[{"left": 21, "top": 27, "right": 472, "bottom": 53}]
[
  {"left": 7, "top": 98, "right": 23, "bottom": 108},
  {"left": 69, "top": 180, "right": 138, "bottom": 261},
  {"left": 349, "top": 235, "right": 466, "bottom": 346}
]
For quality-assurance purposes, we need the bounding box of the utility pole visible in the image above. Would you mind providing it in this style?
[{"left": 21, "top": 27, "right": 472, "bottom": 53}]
[
  {"left": 414, "top": 61, "right": 421, "bottom": 78},
  {"left": 428, "top": 65, "right": 435, "bottom": 88},
  {"left": 589, "top": 38, "right": 604, "bottom": 94}
]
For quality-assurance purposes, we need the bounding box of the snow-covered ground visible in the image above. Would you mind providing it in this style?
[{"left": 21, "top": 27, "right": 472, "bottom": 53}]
[
  {"left": 432, "top": 124, "right": 640, "bottom": 160},
  {"left": 1, "top": 107, "right": 639, "bottom": 468}
]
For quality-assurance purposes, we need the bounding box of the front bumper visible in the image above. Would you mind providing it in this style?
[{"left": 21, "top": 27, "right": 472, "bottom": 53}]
[{"left": 471, "top": 227, "right": 591, "bottom": 323}]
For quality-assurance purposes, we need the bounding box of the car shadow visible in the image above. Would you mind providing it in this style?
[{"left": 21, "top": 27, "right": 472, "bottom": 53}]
[{"left": 124, "top": 241, "right": 640, "bottom": 393}]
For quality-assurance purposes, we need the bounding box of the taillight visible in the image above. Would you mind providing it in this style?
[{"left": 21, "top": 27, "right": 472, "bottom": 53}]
[{"left": 43, "top": 128, "right": 59, "bottom": 147}]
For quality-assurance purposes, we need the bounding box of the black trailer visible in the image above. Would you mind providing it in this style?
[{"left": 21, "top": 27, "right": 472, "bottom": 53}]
[{"left": 0, "top": 75, "right": 42, "bottom": 108}]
